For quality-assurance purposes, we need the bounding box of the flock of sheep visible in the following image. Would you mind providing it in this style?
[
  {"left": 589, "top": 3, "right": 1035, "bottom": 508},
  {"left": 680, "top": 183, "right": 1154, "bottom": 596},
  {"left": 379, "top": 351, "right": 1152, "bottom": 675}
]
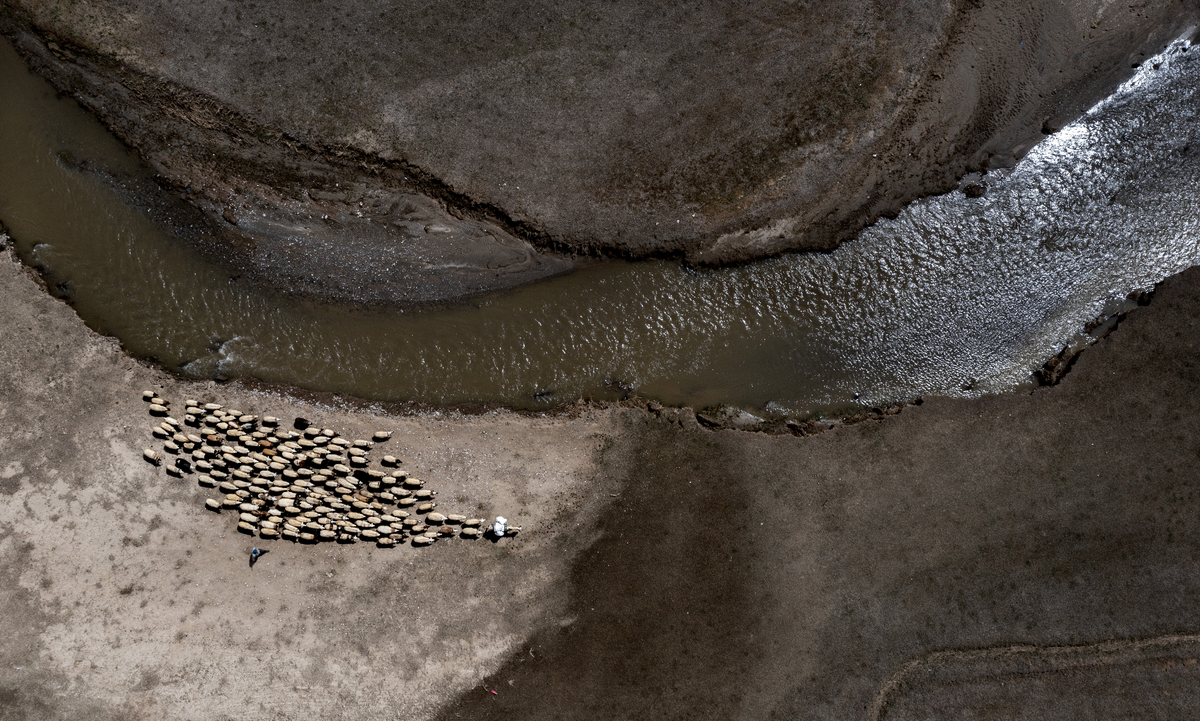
[{"left": 140, "top": 391, "right": 519, "bottom": 547}]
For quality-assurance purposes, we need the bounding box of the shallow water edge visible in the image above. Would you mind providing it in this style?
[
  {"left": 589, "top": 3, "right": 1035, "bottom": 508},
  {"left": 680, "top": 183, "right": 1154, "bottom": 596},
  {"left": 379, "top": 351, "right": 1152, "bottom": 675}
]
[{"left": 0, "top": 223, "right": 1162, "bottom": 436}]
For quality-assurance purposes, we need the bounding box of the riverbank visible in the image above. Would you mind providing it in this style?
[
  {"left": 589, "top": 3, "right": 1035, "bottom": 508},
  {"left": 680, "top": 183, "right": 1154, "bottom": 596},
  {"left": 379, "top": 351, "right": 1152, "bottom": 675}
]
[
  {"left": 5, "top": 230, "right": 1200, "bottom": 718},
  {"left": 2, "top": 1, "right": 1197, "bottom": 302},
  {"left": 0, "top": 235, "right": 627, "bottom": 719}
]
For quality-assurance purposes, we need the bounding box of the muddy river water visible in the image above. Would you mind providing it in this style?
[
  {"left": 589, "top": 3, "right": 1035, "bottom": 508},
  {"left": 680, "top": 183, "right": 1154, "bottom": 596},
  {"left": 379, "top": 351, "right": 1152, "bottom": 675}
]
[{"left": 3, "top": 37, "right": 1200, "bottom": 415}]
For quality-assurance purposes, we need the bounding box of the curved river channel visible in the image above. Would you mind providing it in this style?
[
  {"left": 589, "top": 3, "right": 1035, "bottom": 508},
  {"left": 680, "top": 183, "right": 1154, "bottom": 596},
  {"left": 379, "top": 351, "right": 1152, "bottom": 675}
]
[{"left": 3, "top": 37, "right": 1200, "bottom": 415}]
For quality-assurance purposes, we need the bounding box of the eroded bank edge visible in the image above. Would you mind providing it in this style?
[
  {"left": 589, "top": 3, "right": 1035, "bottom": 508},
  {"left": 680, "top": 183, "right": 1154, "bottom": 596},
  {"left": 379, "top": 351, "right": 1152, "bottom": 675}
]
[
  {"left": 0, "top": 14, "right": 587, "bottom": 258},
  {"left": 0, "top": 20, "right": 583, "bottom": 307},
  {"left": 3, "top": 6, "right": 1181, "bottom": 272}
]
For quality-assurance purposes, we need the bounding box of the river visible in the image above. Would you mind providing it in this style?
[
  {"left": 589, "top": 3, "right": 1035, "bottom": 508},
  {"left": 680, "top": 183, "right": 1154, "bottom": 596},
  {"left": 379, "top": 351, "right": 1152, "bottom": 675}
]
[{"left": 2, "top": 36, "right": 1199, "bottom": 416}]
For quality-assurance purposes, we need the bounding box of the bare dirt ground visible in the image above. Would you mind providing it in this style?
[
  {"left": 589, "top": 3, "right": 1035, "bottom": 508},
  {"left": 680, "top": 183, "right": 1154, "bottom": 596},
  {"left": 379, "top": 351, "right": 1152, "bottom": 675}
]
[
  {"left": 5, "top": 224, "right": 1200, "bottom": 719},
  {"left": 0, "top": 239, "right": 626, "bottom": 720},
  {"left": 437, "top": 266, "right": 1200, "bottom": 720},
  {"left": 1, "top": 1, "right": 1196, "bottom": 302}
]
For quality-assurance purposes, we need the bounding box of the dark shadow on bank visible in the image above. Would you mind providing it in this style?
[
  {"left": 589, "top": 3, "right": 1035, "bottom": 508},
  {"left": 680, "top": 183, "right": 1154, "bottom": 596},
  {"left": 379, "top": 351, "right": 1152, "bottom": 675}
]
[
  {"left": 437, "top": 267, "right": 1200, "bottom": 720},
  {"left": 437, "top": 417, "right": 760, "bottom": 720}
]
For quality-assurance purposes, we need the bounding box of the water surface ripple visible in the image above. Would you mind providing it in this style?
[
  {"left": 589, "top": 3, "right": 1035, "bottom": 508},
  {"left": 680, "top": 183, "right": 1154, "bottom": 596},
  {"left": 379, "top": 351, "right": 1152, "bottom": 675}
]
[{"left": 2, "top": 38, "right": 1199, "bottom": 414}]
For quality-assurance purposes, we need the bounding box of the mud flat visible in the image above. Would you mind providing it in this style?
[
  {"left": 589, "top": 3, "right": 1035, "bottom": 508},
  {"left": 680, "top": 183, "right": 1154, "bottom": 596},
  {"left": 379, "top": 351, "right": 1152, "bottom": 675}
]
[{"left": 5, "top": 218, "right": 1200, "bottom": 718}]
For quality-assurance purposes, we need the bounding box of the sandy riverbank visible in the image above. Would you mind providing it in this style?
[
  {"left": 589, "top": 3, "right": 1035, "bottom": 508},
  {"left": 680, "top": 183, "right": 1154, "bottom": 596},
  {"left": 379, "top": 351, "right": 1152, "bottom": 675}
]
[{"left": 0, "top": 235, "right": 628, "bottom": 719}]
